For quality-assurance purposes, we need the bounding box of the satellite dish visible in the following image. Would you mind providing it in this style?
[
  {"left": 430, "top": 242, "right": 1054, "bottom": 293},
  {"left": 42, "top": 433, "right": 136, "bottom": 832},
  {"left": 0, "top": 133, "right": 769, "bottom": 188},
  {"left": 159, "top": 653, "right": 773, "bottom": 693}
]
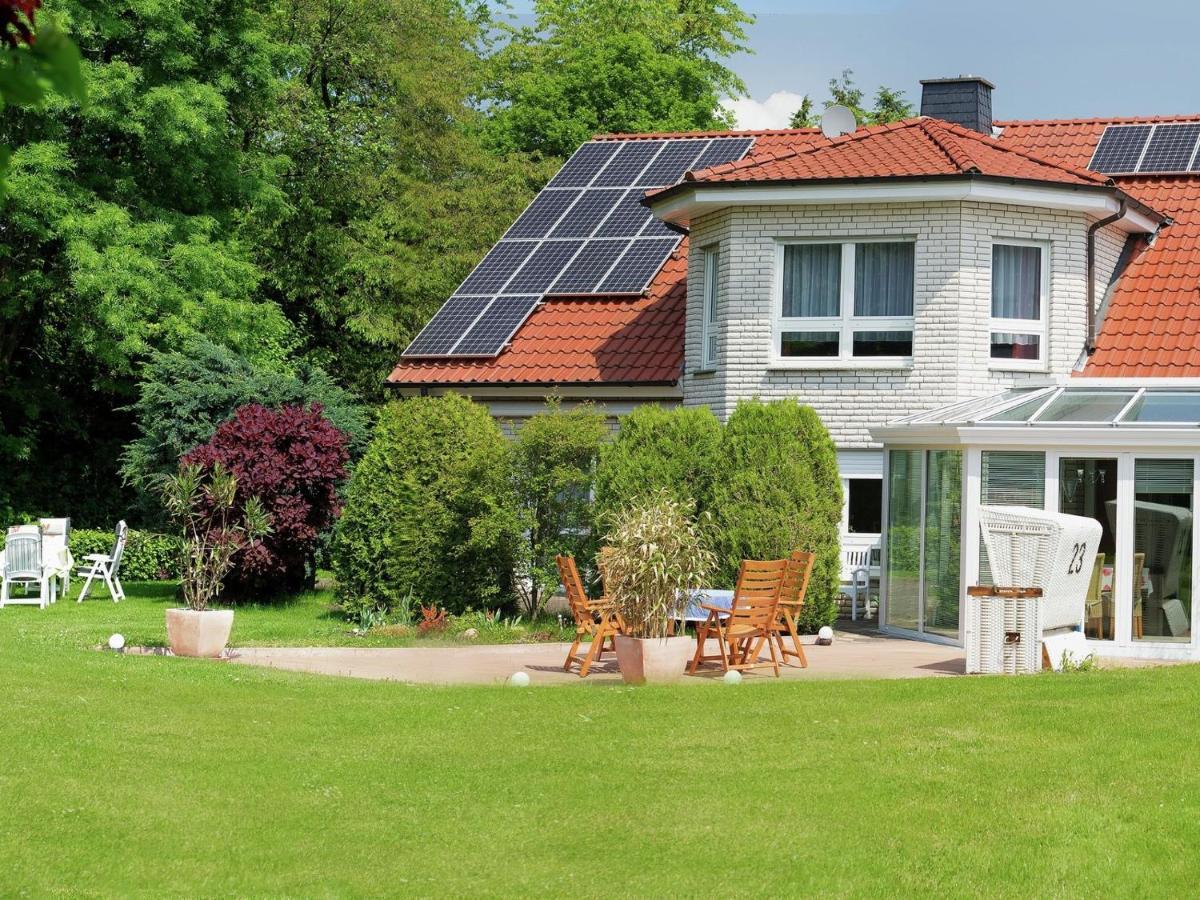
[{"left": 820, "top": 104, "right": 856, "bottom": 138}]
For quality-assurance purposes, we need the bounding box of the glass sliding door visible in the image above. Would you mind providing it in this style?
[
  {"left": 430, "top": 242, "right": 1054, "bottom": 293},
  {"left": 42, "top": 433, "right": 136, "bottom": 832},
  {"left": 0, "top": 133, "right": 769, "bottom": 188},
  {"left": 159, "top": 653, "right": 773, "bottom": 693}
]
[
  {"left": 885, "top": 450, "right": 922, "bottom": 631},
  {"left": 1133, "top": 459, "right": 1194, "bottom": 642},
  {"left": 885, "top": 448, "right": 964, "bottom": 637},
  {"left": 1059, "top": 458, "right": 1118, "bottom": 640},
  {"left": 923, "top": 450, "right": 962, "bottom": 636}
]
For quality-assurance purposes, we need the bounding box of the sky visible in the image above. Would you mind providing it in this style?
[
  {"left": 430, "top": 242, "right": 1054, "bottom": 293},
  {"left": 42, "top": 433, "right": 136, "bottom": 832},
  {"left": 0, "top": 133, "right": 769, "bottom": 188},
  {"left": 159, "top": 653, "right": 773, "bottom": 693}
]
[{"left": 501, "top": 0, "right": 1200, "bottom": 129}]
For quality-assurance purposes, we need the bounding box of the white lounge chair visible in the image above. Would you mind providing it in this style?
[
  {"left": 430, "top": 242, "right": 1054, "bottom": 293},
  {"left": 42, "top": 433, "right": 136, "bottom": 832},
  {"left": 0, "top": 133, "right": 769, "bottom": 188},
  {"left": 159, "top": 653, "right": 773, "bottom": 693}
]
[
  {"left": 77, "top": 520, "right": 127, "bottom": 603},
  {"left": 38, "top": 517, "right": 71, "bottom": 601},
  {"left": 1, "top": 532, "right": 50, "bottom": 609}
]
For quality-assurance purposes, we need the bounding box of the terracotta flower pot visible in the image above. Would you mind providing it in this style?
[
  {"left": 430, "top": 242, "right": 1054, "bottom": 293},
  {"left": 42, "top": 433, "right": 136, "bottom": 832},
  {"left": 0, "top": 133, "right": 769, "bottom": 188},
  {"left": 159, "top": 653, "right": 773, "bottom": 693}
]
[
  {"left": 613, "top": 635, "right": 694, "bottom": 685},
  {"left": 165, "top": 608, "right": 234, "bottom": 658}
]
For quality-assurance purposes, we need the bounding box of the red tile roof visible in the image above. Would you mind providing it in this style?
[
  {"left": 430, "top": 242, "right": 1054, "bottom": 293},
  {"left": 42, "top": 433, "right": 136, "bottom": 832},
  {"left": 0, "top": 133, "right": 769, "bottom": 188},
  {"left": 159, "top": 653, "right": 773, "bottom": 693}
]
[
  {"left": 1081, "top": 178, "right": 1200, "bottom": 376},
  {"left": 997, "top": 116, "right": 1200, "bottom": 376},
  {"left": 393, "top": 114, "right": 1200, "bottom": 387},
  {"left": 998, "top": 115, "right": 1200, "bottom": 171},
  {"left": 674, "top": 118, "right": 1110, "bottom": 188},
  {"left": 387, "top": 240, "right": 687, "bottom": 386}
]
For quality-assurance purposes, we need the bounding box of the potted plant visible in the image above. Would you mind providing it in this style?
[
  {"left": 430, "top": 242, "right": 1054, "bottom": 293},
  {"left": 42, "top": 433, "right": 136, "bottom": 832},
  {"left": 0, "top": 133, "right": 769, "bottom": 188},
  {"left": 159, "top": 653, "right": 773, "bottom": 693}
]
[
  {"left": 159, "top": 462, "right": 268, "bottom": 658},
  {"left": 601, "top": 492, "right": 715, "bottom": 684}
]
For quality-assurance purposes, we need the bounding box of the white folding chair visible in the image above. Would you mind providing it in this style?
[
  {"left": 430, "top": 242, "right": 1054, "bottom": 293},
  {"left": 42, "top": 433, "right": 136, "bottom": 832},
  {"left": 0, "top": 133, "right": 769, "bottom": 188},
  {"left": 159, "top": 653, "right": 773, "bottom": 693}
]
[
  {"left": 77, "top": 520, "right": 127, "bottom": 603},
  {"left": 38, "top": 517, "right": 71, "bottom": 602},
  {"left": 1, "top": 532, "right": 50, "bottom": 609}
]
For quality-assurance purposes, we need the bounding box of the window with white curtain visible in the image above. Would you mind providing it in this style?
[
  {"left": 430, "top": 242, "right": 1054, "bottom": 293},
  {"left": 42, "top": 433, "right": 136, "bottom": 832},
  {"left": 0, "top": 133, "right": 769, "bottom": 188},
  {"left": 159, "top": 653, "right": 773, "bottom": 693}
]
[
  {"left": 701, "top": 246, "right": 720, "bottom": 368},
  {"left": 774, "top": 240, "right": 915, "bottom": 363},
  {"left": 990, "top": 242, "right": 1048, "bottom": 368}
]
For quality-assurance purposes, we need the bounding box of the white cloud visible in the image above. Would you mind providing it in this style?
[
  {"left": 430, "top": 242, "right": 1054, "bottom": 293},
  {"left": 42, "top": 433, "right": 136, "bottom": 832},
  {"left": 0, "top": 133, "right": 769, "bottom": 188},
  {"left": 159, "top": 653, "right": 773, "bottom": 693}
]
[{"left": 722, "top": 91, "right": 807, "bottom": 131}]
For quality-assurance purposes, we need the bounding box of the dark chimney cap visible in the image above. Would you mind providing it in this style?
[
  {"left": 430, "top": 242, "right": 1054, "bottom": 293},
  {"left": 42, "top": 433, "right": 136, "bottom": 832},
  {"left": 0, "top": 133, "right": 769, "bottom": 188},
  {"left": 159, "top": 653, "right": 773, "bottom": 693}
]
[
  {"left": 920, "top": 76, "right": 995, "bottom": 134},
  {"left": 919, "top": 75, "right": 996, "bottom": 90}
]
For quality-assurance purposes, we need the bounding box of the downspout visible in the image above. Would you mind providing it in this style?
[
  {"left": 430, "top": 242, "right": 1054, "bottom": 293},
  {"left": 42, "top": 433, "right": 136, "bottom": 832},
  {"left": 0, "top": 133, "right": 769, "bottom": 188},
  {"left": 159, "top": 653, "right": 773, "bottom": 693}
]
[{"left": 1085, "top": 201, "right": 1125, "bottom": 355}]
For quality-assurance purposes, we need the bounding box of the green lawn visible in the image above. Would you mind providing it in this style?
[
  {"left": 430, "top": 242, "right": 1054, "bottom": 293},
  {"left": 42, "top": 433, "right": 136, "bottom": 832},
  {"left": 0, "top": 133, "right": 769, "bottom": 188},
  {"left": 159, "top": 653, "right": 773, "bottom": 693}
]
[
  {"left": 3, "top": 587, "right": 1200, "bottom": 896},
  {"left": 15, "top": 581, "right": 571, "bottom": 650}
]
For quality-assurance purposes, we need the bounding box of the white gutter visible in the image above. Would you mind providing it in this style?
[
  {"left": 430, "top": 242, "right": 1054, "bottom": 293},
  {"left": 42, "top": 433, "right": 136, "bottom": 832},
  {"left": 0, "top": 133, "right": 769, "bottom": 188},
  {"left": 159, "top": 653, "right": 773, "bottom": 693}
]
[{"left": 650, "top": 179, "right": 1159, "bottom": 234}]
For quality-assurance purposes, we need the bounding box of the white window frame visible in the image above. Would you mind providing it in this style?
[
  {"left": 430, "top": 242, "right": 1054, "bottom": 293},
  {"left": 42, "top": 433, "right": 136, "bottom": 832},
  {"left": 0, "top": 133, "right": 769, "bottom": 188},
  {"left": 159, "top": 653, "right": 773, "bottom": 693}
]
[
  {"left": 988, "top": 238, "right": 1050, "bottom": 373},
  {"left": 771, "top": 237, "right": 916, "bottom": 369},
  {"left": 700, "top": 245, "right": 720, "bottom": 369}
]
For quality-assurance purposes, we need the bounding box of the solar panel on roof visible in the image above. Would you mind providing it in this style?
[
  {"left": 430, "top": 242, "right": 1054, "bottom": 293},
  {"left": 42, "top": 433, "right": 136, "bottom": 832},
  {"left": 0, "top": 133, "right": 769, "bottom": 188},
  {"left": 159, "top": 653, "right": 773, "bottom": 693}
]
[
  {"left": 457, "top": 242, "right": 537, "bottom": 294},
  {"left": 598, "top": 238, "right": 681, "bottom": 293},
  {"left": 692, "top": 136, "right": 755, "bottom": 171},
  {"left": 504, "top": 240, "right": 583, "bottom": 293},
  {"left": 505, "top": 189, "right": 581, "bottom": 239},
  {"left": 451, "top": 295, "right": 540, "bottom": 356},
  {"left": 637, "top": 139, "right": 707, "bottom": 186},
  {"left": 592, "top": 140, "right": 666, "bottom": 187},
  {"left": 1140, "top": 123, "right": 1200, "bottom": 172},
  {"left": 547, "top": 141, "right": 621, "bottom": 188},
  {"left": 593, "top": 189, "right": 655, "bottom": 237},
  {"left": 550, "top": 239, "right": 630, "bottom": 293},
  {"left": 1089, "top": 124, "right": 1152, "bottom": 173},
  {"left": 403, "top": 296, "right": 489, "bottom": 357},
  {"left": 549, "top": 189, "right": 624, "bottom": 238},
  {"left": 403, "top": 133, "right": 756, "bottom": 359}
]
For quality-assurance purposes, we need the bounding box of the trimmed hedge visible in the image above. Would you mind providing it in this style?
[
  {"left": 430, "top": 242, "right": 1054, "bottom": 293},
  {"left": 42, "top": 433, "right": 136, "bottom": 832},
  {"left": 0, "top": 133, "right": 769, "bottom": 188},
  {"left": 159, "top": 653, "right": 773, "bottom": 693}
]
[
  {"left": 594, "top": 404, "right": 722, "bottom": 526},
  {"left": 332, "top": 395, "right": 519, "bottom": 619},
  {"left": 709, "top": 398, "right": 843, "bottom": 631},
  {"left": 70, "top": 529, "right": 183, "bottom": 581}
]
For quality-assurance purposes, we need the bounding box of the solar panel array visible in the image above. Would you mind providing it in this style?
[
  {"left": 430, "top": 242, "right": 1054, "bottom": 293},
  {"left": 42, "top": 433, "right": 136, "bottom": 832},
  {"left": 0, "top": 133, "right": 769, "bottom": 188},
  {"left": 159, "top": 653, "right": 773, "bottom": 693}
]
[
  {"left": 1089, "top": 122, "right": 1200, "bottom": 174},
  {"left": 403, "top": 135, "right": 755, "bottom": 358}
]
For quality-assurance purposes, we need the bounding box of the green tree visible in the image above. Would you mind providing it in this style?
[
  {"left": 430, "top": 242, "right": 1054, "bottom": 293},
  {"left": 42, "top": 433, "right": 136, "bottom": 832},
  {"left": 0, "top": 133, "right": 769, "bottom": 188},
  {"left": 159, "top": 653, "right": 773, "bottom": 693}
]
[
  {"left": 247, "top": 0, "right": 551, "bottom": 395},
  {"left": 332, "top": 395, "right": 520, "bottom": 620},
  {"left": 0, "top": 1, "right": 84, "bottom": 194},
  {"left": 0, "top": 0, "right": 292, "bottom": 515},
  {"left": 789, "top": 69, "right": 913, "bottom": 129},
  {"left": 509, "top": 400, "right": 608, "bottom": 617},
  {"left": 709, "top": 399, "right": 842, "bottom": 630},
  {"left": 594, "top": 404, "right": 722, "bottom": 525},
  {"left": 484, "top": 0, "right": 753, "bottom": 158}
]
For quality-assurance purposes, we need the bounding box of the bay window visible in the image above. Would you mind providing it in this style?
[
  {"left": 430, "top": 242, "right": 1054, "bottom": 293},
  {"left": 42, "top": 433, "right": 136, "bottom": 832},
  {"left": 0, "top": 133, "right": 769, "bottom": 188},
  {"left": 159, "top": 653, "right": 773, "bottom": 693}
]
[
  {"left": 775, "top": 239, "right": 915, "bottom": 364},
  {"left": 990, "top": 242, "right": 1048, "bottom": 368}
]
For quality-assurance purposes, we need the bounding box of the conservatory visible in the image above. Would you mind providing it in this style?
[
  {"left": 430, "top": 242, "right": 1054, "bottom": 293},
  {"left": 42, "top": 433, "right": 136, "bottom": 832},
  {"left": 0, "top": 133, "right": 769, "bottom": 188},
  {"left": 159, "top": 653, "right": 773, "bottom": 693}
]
[{"left": 871, "top": 382, "right": 1200, "bottom": 660}]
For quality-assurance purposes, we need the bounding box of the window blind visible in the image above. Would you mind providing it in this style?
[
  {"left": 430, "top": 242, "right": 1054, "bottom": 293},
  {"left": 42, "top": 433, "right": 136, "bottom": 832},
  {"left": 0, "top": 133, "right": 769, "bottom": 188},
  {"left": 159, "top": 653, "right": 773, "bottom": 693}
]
[
  {"left": 782, "top": 244, "right": 840, "bottom": 317},
  {"left": 854, "top": 242, "right": 914, "bottom": 316}
]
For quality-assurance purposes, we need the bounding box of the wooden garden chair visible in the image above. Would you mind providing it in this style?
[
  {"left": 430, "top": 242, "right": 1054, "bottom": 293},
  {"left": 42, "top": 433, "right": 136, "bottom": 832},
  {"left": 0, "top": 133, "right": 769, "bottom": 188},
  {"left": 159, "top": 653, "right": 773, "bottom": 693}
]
[
  {"left": 556, "top": 554, "right": 625, "bottom": 678},
  {"left": 771, "top": 549, "right": 814, "bottom": 668},
  {"left": 688, "top": 558, "right": 788, "bottom": 678}
]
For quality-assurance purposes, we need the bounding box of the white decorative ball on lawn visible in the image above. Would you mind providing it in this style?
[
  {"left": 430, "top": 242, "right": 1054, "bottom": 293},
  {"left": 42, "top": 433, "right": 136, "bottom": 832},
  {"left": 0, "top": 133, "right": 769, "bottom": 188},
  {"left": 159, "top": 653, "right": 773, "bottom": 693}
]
[
  {"left": 723, "top": 670, "right": 742, "bottom": 685},
  {"left": 108, "top": 633, "right": 126, "bottom": 651},
  {"left": 817, "top": 626, "right": 834, "bottom": 646},
  {"left": 509, "top": 671, "right": 531, "bottom": 687}
]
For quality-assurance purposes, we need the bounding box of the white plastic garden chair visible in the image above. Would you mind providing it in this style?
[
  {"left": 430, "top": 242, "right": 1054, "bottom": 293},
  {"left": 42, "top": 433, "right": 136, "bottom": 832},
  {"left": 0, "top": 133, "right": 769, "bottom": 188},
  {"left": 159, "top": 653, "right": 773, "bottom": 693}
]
[
  {"left": 841, "top": 544, "right": 879, "bottom": 620},
  {"left": 77, "top": 520, "right": 127, "bottom": 603},
  {"left": 38, "top": 517, "right": 71, "bottom": 601},
  {"left": 1, "top": 532, "right": 50, "bottom": 609}
]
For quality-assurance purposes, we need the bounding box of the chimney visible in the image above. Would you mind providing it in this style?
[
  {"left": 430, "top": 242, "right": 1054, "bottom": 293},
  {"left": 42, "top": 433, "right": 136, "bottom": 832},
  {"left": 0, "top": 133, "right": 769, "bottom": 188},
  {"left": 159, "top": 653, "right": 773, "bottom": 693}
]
[{"left": 919, "top": 76, "right": 995, "bottom": 134}]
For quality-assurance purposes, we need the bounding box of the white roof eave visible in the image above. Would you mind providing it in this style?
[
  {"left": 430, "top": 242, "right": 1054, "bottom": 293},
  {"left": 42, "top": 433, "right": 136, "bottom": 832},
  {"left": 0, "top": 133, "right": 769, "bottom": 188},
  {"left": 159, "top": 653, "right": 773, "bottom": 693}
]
[
  {"left": 650, "top": 179, "right": 1156, "bottom": 234},
  {"left": 871, "top": 423, "right": 1200, "bottom": 450}
]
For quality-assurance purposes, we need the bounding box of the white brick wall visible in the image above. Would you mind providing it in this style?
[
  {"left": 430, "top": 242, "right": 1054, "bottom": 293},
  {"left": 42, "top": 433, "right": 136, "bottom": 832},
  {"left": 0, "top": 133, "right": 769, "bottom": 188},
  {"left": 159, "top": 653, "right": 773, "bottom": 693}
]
[{"left": 683, "top": 200, "right": 1128, "bottom": 448}]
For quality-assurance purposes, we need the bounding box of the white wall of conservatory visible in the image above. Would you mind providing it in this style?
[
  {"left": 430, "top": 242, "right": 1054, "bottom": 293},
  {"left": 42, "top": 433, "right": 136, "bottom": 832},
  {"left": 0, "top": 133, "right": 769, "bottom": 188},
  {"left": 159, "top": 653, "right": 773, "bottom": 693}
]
[{"left": 871, "top": 383, "right": 1200, "bottom": 661}]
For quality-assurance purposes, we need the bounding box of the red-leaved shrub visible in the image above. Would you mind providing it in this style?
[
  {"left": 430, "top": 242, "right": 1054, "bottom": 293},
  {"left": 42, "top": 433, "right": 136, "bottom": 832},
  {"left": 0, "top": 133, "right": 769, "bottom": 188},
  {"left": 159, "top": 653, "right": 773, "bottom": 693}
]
[{"left": 183, "top": 403, "right": 350, "bottom": 597}]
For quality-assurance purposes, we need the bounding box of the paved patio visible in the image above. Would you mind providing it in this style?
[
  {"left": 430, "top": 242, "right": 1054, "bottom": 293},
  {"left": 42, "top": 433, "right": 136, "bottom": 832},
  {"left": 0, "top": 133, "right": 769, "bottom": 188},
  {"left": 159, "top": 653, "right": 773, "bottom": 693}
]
[{"left": 228, "top": 629, "right": 967, "bottom": 685}]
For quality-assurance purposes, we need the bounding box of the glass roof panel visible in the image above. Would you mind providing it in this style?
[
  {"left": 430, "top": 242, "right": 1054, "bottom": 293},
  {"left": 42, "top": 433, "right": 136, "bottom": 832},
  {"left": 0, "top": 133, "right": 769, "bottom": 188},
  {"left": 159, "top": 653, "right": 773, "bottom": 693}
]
[
  {"left": 982, "top": 392, "right": 1058, "bottom": 423},
  {"left": 1123, "top": 392, "right": 1200, "bottom": 424},
  {"left": 1035, "top": 390, "right": 1137, "bottom": 423},
  {"left": 906, "top": 388, "right": 1038, "bottom": 424}
]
